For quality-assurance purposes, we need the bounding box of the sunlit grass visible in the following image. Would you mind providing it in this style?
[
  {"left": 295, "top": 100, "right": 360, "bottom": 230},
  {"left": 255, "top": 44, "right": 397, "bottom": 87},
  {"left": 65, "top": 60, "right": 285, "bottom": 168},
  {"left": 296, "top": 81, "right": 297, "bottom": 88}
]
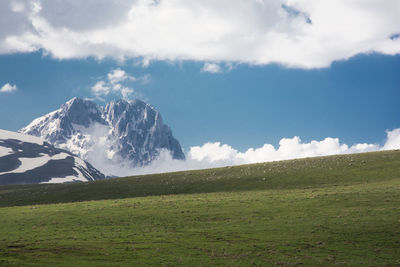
[{"left": 0, "top": 150, "right": 399, "bottom": 266}]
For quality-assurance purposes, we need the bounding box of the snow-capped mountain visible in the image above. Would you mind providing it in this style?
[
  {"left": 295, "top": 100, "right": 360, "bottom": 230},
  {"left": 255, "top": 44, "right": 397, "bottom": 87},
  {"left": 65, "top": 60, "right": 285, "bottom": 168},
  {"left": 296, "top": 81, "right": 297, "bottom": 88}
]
[
  {"left": 19, "top": 97, "right": 185, "bottom": 175},
  {"left": 0, "top": 129, "right": 105, "bottom": 185}
]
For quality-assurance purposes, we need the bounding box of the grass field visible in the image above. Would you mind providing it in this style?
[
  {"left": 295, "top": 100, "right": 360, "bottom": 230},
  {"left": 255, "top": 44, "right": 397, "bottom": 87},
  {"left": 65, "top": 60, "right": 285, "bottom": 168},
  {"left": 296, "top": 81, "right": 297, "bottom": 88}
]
[{"left": 0, "top": 150, "right": 400, "bottom": 266}]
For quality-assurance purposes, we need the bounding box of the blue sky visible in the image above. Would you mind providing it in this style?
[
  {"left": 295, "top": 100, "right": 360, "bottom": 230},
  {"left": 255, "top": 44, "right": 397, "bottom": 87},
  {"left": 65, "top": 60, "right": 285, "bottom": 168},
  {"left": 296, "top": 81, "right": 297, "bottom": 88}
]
[
  {"left": 0, "top": 0, "right": 399, "bottom": 159},
  {"left": 1, "top": 52, "right": 399, "bottom": 151}
]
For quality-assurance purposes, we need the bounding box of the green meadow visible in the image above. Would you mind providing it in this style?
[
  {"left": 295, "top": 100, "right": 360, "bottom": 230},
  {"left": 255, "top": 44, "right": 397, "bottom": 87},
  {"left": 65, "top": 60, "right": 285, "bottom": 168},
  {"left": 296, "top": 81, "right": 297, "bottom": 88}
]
[{"left": 1, "top": 150, "right": 400, "bottom": 266}]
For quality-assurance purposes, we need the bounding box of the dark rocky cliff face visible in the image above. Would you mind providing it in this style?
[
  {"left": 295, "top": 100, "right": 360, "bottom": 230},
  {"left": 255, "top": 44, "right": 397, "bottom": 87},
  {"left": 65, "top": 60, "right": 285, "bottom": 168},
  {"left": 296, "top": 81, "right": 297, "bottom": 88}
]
[{"left": 104, "top": 99, "right": 185, "bottom": 164}]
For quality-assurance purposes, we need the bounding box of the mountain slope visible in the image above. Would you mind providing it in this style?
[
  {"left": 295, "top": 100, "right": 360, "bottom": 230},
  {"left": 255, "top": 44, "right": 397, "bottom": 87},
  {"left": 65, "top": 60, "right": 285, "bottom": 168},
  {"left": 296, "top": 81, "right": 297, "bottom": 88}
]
[
  {"left": 19, "top": 97, "right": 185, "bottom": 175},
  {"left": 0, "top": 149, "right": 398, "bottom": 206},
  {"left": 1, "top": 150, "right": 399, "bottom": 266},
  {"left": 0, "top": 129, "right": 105, "bottom": 185}
]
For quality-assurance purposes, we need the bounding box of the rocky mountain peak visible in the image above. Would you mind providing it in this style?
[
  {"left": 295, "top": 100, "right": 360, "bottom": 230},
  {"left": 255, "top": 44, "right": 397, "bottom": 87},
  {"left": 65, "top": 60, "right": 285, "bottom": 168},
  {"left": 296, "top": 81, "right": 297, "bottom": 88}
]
[
  {"left": 61, "top": 97, "right": 106, "bottom": 127},
  {"left": 19, "top": 97, "right": 185, "bottom": 175}
]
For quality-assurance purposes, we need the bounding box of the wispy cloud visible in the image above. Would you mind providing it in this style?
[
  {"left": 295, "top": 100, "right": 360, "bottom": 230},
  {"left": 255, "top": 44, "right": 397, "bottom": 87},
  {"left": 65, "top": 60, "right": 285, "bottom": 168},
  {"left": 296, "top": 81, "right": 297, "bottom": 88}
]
[
  {"left": 0, "top": 83, "right": 17, "bottom": 93},
  {"left": 107, "top": 69, "right": 136, "bottom": 84},
  {"left": 10, "top": 1, "right": 25, "bottom": 13},
  {"left": 201, "top": 63, "right": 222, "bottom": 74},
  {"left": 0, "top": 0, "right": 399, "bottom": 68},
  {"left": 91, "top": 68, "right": 148, "bottom": 100}
]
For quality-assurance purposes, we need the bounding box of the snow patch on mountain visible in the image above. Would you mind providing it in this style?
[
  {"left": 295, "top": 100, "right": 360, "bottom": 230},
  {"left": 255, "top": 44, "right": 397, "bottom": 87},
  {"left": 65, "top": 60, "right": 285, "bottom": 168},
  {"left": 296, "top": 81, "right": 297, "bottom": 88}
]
[
  {"left": 0, "top": 146, "right": 13, "bottom": 156},
  {"left": 0, "top": 129, "right": 105, "bottom": 185},
  {"left": 0, "top": 128, "right": 44, "bottom": 145},
  {"left": 42, "top": 171, "right": 88, "bottom": 184},
  {"left": 0, "top": 154, "right": 48, "bottom": 175}
]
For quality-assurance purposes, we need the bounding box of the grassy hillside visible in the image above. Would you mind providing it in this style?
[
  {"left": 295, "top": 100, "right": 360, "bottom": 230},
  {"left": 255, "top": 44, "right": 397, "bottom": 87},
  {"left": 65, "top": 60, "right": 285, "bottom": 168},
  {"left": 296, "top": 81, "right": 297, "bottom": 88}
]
[
  {"left": 0, "top": 150, "right": 399, "bottom": 207},
  {"left": 0, "top": 150, "right": 400, "bottom": 266}
]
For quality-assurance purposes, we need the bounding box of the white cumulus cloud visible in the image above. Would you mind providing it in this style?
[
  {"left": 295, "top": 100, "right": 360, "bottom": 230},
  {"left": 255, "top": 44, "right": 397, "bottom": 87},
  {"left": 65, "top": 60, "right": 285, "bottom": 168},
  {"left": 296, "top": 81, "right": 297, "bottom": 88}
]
[
  {"left": 0, "top": 83, "right": 17, "bottom": 93},
  {"left": 92, "top": 128, "right": 400, "bottom": 176},
  {"left": 383, "top": 128, "right": 400, "bottom": 150},
  {"left": 0, "top": 0, "right": 399, "bottom": 68}
]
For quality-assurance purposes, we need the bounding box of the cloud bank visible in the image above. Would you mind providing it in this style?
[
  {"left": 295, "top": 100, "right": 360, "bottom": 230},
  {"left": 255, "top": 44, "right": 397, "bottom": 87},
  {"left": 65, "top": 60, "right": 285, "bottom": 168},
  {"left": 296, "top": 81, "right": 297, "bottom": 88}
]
[
  {"left": 1, "top": 0, "right": 399, "bottom": 68},
  {"left": 93, "top": 128, "right": 400, "bottom": 177}
]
